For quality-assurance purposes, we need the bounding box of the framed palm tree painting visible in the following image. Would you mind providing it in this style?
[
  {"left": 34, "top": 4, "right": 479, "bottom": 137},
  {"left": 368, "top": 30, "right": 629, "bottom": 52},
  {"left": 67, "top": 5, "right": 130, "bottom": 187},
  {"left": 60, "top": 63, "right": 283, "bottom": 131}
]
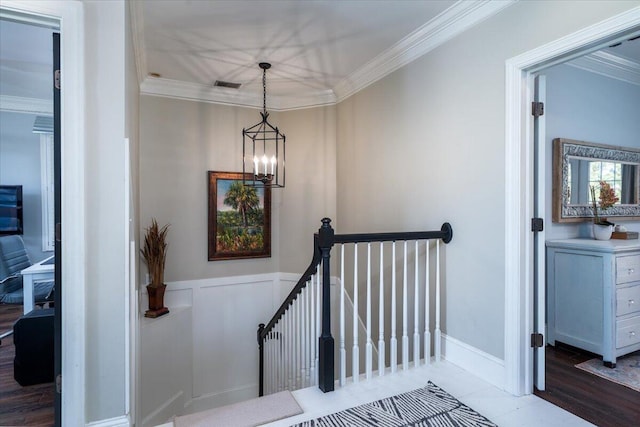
[{"left": 208, "top": 171, "right": 271, "bottom": 260}]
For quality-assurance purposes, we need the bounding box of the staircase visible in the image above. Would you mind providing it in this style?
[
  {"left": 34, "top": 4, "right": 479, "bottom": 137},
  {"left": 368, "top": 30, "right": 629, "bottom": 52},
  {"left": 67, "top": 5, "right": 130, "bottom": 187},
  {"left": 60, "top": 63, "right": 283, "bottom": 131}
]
[{"left": 258, "top": 218, "right": 453, "bottom": 396}]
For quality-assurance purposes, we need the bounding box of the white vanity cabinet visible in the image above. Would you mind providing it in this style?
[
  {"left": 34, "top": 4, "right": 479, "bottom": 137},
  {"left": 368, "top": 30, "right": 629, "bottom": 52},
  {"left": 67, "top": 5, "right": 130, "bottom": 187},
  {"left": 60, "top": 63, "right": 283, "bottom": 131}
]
[{"left": 546, "top": 239, "right": 640, "bottom": 367}]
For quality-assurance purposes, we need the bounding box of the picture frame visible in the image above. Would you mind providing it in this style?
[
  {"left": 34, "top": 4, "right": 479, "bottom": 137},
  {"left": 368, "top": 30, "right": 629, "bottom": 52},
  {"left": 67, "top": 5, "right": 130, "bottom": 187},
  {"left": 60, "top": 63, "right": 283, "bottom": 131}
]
[{"left": 208, "top": 171, "right": 271, "bottom": 260}]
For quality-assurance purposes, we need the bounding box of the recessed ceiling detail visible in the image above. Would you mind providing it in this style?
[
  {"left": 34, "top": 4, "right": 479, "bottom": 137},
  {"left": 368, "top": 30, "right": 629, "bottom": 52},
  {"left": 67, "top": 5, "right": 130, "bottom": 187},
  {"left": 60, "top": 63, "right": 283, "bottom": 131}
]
[{"left": 132, "top": 0, "right": 516, "bottom": 111}]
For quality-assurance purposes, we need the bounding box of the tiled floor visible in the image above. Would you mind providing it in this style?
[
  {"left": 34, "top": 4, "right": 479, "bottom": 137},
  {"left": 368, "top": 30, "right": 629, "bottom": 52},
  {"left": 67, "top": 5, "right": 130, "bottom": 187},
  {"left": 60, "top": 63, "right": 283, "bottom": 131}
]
[
  {"left": 160, "top": 360, "right": 594, "bottom": 426},
  {"left": 263, "top": 361, "right": 594, "bottom": 427}
]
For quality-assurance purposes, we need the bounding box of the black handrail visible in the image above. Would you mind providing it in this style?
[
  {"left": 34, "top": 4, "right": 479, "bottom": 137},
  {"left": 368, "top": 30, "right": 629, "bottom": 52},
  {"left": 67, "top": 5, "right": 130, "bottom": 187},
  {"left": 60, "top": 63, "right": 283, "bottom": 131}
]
[
  {"left": 257, "top": 218, "right": 453, "bottom": 396},
  {"left": 257, "top": 235, "right": 321, "bottom": 396}
]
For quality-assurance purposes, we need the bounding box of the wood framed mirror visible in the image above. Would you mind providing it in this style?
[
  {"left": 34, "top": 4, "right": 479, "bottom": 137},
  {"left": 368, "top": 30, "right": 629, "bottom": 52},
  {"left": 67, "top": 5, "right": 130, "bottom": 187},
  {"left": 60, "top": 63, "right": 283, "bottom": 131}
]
[{"left": 553, "top": 138, "right": 640, "bottom": 223}]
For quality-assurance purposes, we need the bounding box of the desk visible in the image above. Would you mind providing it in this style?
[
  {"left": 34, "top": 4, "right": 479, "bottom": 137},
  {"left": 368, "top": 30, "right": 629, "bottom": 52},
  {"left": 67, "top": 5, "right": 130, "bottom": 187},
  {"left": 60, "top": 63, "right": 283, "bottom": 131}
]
[{"left": 21, "top": 255, "right": 54, "bottom": 314}]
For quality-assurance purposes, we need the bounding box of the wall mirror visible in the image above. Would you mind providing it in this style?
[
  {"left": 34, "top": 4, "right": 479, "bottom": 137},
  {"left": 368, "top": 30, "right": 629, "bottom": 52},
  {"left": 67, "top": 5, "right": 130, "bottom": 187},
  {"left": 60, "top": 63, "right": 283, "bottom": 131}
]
[{"left": 553, "top": 138, "right": 640, "bottom": 222}]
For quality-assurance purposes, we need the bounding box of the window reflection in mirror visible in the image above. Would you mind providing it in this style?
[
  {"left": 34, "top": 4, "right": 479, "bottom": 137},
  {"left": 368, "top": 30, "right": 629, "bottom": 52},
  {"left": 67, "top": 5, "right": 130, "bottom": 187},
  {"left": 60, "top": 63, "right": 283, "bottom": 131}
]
[{"left": 567, "top": 158, "right": 638, "bottom": 205}]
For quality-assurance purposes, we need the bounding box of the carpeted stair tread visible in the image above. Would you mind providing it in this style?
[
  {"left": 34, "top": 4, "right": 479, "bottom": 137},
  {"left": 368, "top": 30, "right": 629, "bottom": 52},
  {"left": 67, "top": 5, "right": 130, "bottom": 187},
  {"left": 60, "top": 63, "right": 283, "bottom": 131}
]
[{"left": 173, "top": 390, "right": 303, "bottom": 427}]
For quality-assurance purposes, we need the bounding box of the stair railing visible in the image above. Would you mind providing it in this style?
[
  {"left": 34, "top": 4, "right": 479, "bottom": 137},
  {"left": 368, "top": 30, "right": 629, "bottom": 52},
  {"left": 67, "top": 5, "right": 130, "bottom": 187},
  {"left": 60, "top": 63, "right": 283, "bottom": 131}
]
[{"left": 258, "top": 218, "right": 453, "bottom": 396}]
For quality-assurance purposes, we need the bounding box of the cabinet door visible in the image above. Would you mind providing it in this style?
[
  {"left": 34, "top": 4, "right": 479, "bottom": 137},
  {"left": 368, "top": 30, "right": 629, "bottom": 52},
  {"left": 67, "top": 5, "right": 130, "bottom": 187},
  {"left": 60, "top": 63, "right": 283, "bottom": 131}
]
[{"left": 554, "top": 252, "right": 604, "bottom": 352}]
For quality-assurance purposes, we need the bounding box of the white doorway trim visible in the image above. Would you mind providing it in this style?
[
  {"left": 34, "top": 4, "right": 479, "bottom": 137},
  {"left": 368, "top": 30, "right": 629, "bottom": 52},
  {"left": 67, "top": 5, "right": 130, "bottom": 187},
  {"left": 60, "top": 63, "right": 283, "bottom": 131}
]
[
  {"left": 0, "top": 0, "right": 86, "bottom": 424},
  {"left": 504, "top": 6, "right": 640, "bottom": 396}
]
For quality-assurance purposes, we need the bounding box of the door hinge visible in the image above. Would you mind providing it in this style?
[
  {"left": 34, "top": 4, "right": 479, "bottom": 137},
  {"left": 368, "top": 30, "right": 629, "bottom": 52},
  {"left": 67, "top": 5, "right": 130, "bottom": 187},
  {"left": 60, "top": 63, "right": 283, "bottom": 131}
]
[
  {"left": 531, "top": 217, "right": 544, "bottom": 232},
  {"left": 56, "top": 374, "right": 62, "bottom": 393},
  {"left": 532, "top": 101, "right": 544, "bottom": 117},
  {"left": 54, "top": 70, "right": 61, "bottom": 90},
  {"left": 531, "top": 333, "right": 544, "bottom": 348}
]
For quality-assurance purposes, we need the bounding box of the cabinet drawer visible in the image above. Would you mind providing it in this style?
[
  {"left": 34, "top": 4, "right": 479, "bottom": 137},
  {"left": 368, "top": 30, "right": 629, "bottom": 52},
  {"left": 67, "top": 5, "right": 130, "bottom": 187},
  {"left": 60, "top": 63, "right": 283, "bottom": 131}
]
[
  {"left": 616, "top": 255, "right": 640, "bottom": 284},
  {"left": 616, "top": 316, "right": 640, "bottom": 348},
  {"left": 617, "top": 285, "right": 640, "bottom": 316}
]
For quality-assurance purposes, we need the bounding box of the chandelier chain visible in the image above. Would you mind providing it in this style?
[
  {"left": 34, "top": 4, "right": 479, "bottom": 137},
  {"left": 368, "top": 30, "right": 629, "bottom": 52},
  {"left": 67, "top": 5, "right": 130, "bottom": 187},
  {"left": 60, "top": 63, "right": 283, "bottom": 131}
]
[{"left": 262, "top": 67, "right": 267, "bottom": 114}]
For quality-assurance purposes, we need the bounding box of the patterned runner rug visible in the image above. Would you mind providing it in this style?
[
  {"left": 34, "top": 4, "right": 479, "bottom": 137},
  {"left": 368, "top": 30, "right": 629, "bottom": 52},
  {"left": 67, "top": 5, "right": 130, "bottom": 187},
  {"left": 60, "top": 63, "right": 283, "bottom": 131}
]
[
  {"left": 575, "top": 352, "right": 640, "bottom": 392},
  {"left": 292, "top": 381, "right": 497, "bottom": 427}
]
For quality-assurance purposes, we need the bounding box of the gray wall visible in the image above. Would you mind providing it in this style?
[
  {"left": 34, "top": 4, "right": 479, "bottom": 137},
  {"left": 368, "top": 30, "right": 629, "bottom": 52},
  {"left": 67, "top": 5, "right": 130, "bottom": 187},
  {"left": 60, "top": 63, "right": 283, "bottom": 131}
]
[
  {"left": 335, "top": 0, "right": 638, "bottom": 360},
  {"left": 139, "top": 96, "right": 336, "bottom": 282},
  {"left": 544, "top": 64, "right": 640, "bottom": 239},
  {"left": 0, "top": 111, "right": 50, "bottom": 262}
]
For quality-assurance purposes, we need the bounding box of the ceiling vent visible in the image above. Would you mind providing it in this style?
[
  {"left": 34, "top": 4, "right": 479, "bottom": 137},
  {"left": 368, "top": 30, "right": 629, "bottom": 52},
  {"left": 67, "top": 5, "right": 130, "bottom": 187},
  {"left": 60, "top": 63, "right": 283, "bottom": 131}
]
[{"left": 214, "top": 80, "right": 241, "bottom": 89}]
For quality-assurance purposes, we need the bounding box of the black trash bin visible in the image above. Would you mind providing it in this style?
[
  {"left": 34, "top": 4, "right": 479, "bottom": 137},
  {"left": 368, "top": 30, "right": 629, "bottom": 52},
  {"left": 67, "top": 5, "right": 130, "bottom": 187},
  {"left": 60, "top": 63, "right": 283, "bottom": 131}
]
[{"left": 13, "top": 308, "right": 54, "bottom": 386}]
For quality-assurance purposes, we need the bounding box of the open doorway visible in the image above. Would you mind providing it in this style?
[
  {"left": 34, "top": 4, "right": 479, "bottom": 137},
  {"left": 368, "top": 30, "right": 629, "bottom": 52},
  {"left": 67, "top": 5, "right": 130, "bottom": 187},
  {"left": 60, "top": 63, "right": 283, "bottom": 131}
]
[
  {"left": 0, "top": 15, "right": 59, "bottom": 426},
  {"left": 533, "top": 32, "right": 640, "bottom": 426},
  {"left": 504, "top": 1, "right": 640, "bottom": 409}
]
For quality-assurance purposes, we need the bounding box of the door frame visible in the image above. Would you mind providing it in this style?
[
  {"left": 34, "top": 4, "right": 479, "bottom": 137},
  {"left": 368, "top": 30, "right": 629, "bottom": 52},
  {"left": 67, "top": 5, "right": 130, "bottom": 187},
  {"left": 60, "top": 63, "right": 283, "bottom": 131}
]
[
  {"left": 1, "top": 1, "right": 86, "bottom": 424},
  {"left": 504, "top": 6, "right": 640, "bottom": 396}
]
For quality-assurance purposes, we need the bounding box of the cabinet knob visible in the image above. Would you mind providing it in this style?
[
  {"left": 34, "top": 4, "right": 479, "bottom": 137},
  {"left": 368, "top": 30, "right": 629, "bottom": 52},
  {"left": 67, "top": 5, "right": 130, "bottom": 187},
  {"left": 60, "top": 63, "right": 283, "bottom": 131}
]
[
  {"left": 629, "top": 268, "right": 635, "bottom": 274},
  {"left": 630, "top": 299, "right": 636, "bottom": 306},
  {"left": 630, "top": 331, "right": 636, "bottom": 338}
]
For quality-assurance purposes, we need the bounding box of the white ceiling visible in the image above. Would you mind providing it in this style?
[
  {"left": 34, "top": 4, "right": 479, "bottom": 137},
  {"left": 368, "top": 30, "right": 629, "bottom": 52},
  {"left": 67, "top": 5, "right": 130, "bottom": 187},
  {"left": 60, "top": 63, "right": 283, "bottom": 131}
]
[
  {"left": 0, "top": 19, "right": 53, "bottom": 101},
  {"left": 1, "top": 2, "right": 639, "bottom": 113},
  {"left": 134, "top": 0, "right": 515, "bottom": 110},
  {"left": 140, "top": 0, "right": 456, "bottom": 96}
]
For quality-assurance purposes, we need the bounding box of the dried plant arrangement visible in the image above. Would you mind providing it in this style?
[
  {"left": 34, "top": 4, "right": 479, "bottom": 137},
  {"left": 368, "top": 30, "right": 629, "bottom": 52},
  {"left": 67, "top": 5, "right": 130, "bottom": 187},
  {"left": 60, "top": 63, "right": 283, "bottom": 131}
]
[{"left": 140, "top": 218, "right": 170, "bottom": 288}]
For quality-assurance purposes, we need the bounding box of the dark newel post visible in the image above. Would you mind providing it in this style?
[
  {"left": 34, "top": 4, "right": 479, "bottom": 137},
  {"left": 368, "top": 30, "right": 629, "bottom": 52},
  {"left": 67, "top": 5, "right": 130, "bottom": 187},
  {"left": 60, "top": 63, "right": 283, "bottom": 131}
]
[
  {"left": 318, "top": 218, "right": 335, "bottom": 392},
  {"left": 257, "top": 323, "right": 265, "bottom": 396}
]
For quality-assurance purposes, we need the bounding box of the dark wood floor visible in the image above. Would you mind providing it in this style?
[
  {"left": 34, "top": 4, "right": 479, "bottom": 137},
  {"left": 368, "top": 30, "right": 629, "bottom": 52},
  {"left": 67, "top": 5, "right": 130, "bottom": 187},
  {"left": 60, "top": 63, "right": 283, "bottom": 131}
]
[
  {"left": 0, "top": 304, "right": 54, "bottom": 427},
  {"left": 535, "top": 343, "right": 640, "bottom": 427}
]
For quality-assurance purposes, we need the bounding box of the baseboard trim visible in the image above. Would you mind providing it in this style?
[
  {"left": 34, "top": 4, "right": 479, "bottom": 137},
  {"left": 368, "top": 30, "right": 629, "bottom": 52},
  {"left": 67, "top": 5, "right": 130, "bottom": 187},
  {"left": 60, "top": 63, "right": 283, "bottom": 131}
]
[
  {"left": 441, "top": 333, "right": 505, "bottom": 390},
  {"left": 86, "top": 415, "right": 131, "bottom": 427}
]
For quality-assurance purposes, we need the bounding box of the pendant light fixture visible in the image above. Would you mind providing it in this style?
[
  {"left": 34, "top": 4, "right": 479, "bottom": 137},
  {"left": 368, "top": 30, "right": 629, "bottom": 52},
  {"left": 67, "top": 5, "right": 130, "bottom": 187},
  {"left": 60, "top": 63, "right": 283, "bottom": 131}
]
[{"left": 243, "top": 62, "right": 285, "bottom": 188}]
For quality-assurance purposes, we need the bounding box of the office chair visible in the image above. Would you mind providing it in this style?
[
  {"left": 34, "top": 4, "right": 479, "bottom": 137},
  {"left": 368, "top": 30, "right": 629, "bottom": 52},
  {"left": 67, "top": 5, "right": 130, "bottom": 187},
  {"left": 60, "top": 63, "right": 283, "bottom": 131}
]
[{"left": 0, "top": 235, "right": 54, "bottom": 344}]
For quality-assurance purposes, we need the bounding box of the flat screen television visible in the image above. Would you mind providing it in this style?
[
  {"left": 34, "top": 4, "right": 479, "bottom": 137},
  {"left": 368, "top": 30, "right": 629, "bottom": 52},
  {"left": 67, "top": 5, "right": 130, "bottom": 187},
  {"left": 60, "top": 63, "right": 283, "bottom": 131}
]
[{"left": 0, "top": 185, "right": 23, "bottom": 235}]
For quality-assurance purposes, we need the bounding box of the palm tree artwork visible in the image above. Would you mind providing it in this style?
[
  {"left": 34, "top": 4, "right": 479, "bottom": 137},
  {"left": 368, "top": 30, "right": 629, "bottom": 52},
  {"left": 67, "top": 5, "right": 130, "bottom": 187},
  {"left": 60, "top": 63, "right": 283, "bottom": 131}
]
[
  {"left": 224, "top": 181, "right": 259, "bottom": 228},
  {"left": 215, "top": 178, "right": 266, "bottom": 254}
]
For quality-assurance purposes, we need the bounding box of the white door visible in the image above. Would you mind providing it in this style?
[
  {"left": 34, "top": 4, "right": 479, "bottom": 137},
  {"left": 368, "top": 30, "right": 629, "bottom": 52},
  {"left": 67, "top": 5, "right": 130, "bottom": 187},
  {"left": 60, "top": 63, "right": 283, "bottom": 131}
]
[{"left": 533, "top": 74, "right": 546, "bottom": 391}]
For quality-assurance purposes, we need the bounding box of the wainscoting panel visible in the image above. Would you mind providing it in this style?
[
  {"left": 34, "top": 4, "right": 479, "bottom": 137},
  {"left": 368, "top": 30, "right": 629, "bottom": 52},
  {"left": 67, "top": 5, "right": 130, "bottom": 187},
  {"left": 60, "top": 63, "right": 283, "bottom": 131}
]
[
  {"left": 140, "top": 306, "right": 193, "bottom": 427},
  {"left": 139, "top": 273, "right": 296, "bottom": 423}
]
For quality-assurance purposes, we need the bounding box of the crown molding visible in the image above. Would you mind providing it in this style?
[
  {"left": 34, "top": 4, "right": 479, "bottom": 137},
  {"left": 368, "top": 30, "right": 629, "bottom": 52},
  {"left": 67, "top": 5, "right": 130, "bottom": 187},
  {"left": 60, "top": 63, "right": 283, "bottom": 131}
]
[
  {"left": 129, "top": 0, "right": 147, "bottom": 85},
  {"left": 0, "top": 95, "right": 52, "bottom": 115},
  {"left": 140, "top": 76, "right": 336, "bottom": 111},
  {"left": 332, "top": 0, "right": 517, "bottom": 102},
  {"left": 566, "top": 50, "right": 640, "bottom": 86},
  {"left": 137, "top": 0, "right": 516, "bottom": 110}
]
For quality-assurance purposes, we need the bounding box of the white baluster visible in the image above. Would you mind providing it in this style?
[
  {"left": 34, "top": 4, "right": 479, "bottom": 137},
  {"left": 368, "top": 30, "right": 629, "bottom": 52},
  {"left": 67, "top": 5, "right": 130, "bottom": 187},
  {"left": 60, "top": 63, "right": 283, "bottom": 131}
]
[
  {"left": 305, "top": 286, "right": 310, "bottom": 387},
  {"left": 309, "top": 278, "right": 315, "bottom": 386},
  {"left": 340, "top": 244, "right": 347, "bottom": 386},
  {"left": 378, "top": 242, "right": 385, "bottom": 376},
  {"left": 402, "top": 241, "right": 409, "bottom": 371},
  {"left": 435, "top": 239, "right": 441, "bottom": 362},
  {"left": 424, "top": 241, "right": 431, "bottom": 365},
  {"left": 366, "top": 243, "right": 373, "bottom": 380},
  {"left": 391, "top": 241, "right": 397, "bottom": 373},
  {"left": 268, "top": 329, "right": 273, "bottom": 394},
  {"left": 296, "top": 294, "right": 302, "bottom": 389},
  {"left": 277, "top": 323, "right": 282, "bottom": 391},
  {"left": 287, "top": 306, "right": 293, "bottom": 389},
  {"left": 270, "top": 329, "right": 274, "bottom": 394},
  {"left": 278, "top": 319, "right": 287, "bottom": 391},
  {"left": 353, "top": 243, "right": 360, "bottom": 383},
  {"left": 299, "top": 288, "right": 309, "bottom": 388},
  {"left": 414, "top": 240, "right": 420, "bottom": 368}
]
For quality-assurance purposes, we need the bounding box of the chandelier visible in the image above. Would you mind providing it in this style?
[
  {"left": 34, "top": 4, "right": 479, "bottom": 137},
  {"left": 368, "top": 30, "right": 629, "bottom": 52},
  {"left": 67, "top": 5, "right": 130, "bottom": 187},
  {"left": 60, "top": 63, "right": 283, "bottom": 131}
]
[{"left": 242, "top": 62, "right": 285, "bottom": 188}]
